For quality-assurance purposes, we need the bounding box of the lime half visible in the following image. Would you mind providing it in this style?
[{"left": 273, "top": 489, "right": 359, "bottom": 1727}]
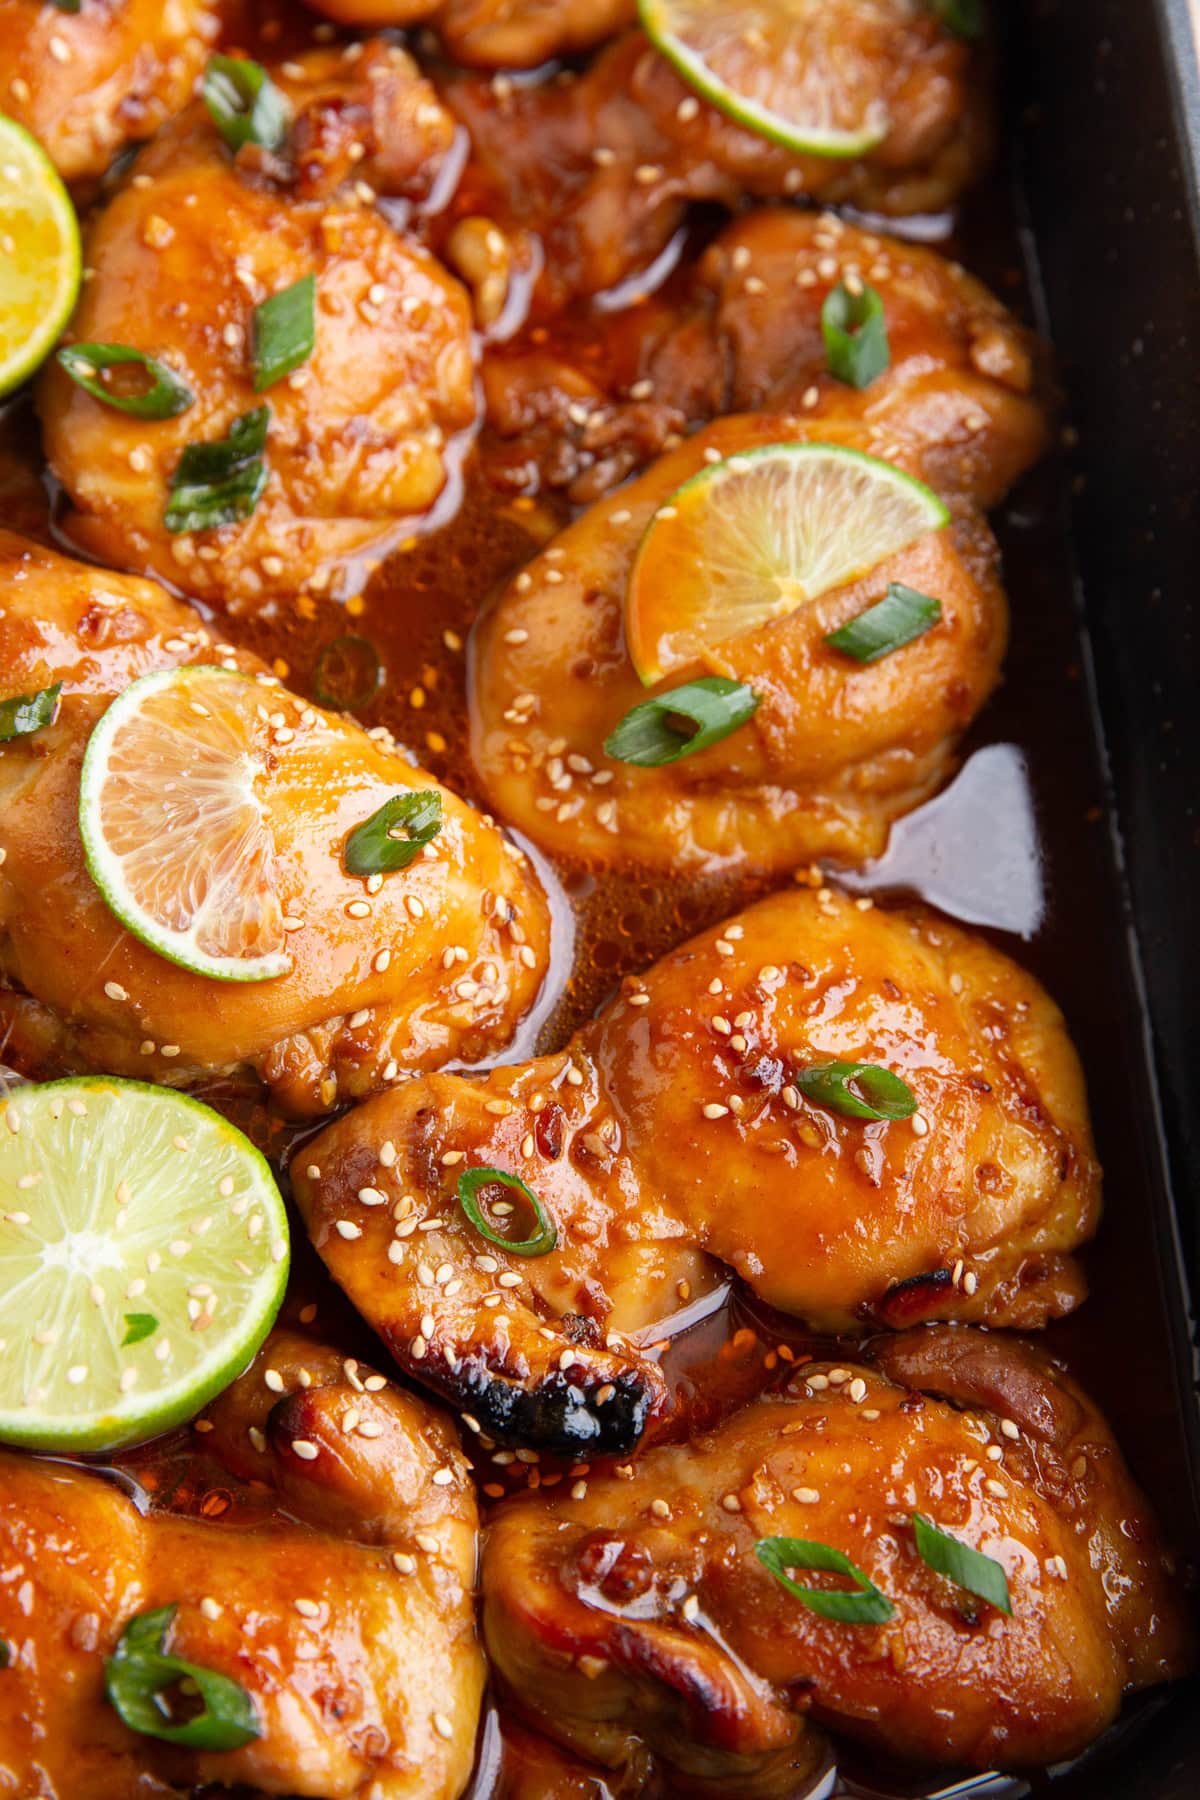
[
  {"left": 0, "top": 1078, "right": 288, "bottom": 1451},
  {"left": 0, "top": 111, "right": 81, "bottom": 396},
  {"left": 80, "top": 665, "right": 293, "bottom": 983},
  {"left": 639, "top": 0, "right": 903, "bottom": 158},
  {"left": 625, "top": 441, "right": 949, "bottom": 683}
]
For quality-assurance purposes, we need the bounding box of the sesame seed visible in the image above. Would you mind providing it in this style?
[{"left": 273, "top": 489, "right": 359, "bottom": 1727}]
[
  {"left": 792, "top": 1487, "right": 821, "bottom": 1504},
  {"left": 294, "top": 1598, "right": 321, "bottom": 1618},
  {"left": 335, "top": 1220, "right": 362, "bottom": 1240},
  {"left": 432, "top": 1467, "right": 454, "bottom": 1486},
  {"left": 291, "top": 1439, "right": 320, "bottom": 1461},
  {"left": 264, "top": 1368, "right": 285, "bottom": 1392},
  {"left": 721, "top": 1493, "right": 742, "bottom": 1513},
  {"left": 433, "top": 1713, "right": 454, "bottom": 1740},
  {"left": 199, "top": 1597, "right": 223, "bottom": 1621},
  {"left": 393, "top": 1552, "right": 416, "bottom": 1574},
  {"left": 985, "top": 1478, "right": 1007, "bottom": 1499},
  {"left": 702, "top": 1103, "right": 730, "bottom": 1120}
]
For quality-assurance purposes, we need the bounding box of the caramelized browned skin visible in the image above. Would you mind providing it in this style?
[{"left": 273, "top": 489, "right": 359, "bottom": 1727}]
[
  {"left": 305, "top": 0, "right": 438, "bottom": 22},
  {"left": 445, "top": 20, "right": 988, "bottom": 308},
  {"left": 293, "top": 886, "right": 1099, "bottom": 1453},
  {"left": 439, "top": 0, "right": 636, "bottom": 67},
  {"left": 38, "top": 44, "right": 478, "bottom": 614},
  {"left": 0, "top": 532, "right": 550, "bottom": 1114},
  {"left": 483, "top": 1327, "right": 1192, "bottom": 1788},
  {"left": 0, "top": 0, "right": 221, "bottom": 182},
  {"left": 480, "top": 204, "right": 1048, "bottom": 503},
  {"left": 0, "top": 1331, "right": 484, "bottom": 1798},
  {"left": 472, "top": 414, "right": 1008, "bottom": 873}
]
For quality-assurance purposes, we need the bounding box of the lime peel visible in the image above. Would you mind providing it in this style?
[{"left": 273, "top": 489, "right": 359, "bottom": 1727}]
[{"left": 0, "top": 1078, "right": 288, "bottom": 1452}]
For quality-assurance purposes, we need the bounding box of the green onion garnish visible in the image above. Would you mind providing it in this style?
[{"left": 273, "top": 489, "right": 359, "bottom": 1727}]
[
  {"left": 253, "top": 274, "right": 316, "bottom": 392},
  {"left": 50, "top": 1, "right": 82, "bottom": 13},
  {"left": 825, "top": 584, "right": 942, "bottom": 664},
  {"left": 121, "top": 1313, "right": 158, "bottom": 1347},
  {"left": 457, "top": 1167, "right": 558, "bottom": 1258},
  {"left": 821, "top": 281, "right": 890, "bottom": 390},
  {"left": 105, "top": 1605, "right": 260, "bottom": 1750},
  {"left": 56, "top": 344, "right": 195, "bottom": 420},
  {"left": 313, "top": 635, "right": 383, "bottom": 711},
  {"left": 756, "top": 1538, "right": 895, "bottom": 1625},
  {"left": 202, "top": 55, "right": 289, "bottom": 155},
  {"left": 794, "top": 1062, "right": 917, "bottom": 1122},
  {"left": 344, "top": 790, "right": 442, "bottom": 876},
  {"left": 912, "top": 1512, "right": 1012, "bottom": 1614},
  {"left": 604, "top": 676, "right": 759, "bottom": 767},
  {"left": 164, "top": 406, "right": 269, "bottom": 535},
  {"left": 932, "top": 0, "right": 986, "bottom": 41},
  {"left": 0, "top": 682, "right": 62, "bottom": 742},
  {"left": 0, "top": 1638, "right": 10, "bottom": 1667}
]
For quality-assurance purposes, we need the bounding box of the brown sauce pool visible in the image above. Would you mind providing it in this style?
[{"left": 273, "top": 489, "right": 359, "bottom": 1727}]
[{"left": 0, "top": 44, "right": 1195, "bottom": 1800}]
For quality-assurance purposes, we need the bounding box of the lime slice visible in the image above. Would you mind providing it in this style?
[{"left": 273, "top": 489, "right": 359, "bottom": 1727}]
[
  {"left": 639, "top": 0, "right": 901, "bottom": 157},
  {"left": 79, "top": 665, "right": 293, "bottom": 983},
  {"left": 0, "top": 111, "right": 81, "bottom": 396},
  {"left": 625, "top": 442, "right": 949, "bottom": 683},
  {"left": 0, "top": 1078, "right": 288, "bottom": 1451}
]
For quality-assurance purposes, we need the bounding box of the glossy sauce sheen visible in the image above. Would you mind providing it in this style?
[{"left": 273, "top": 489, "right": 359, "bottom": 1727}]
[{"left": 0, "top": 35, "right": 1193, "bottom": 1800}]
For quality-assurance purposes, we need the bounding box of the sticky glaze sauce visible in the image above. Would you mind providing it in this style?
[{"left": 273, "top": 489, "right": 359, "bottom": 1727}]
[{"left": 0, "top": 40, "right": 1194, "bottom": 1800}]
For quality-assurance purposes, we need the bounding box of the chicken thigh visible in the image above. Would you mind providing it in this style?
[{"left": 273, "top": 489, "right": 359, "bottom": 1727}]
[
  {"left": 39, "top": 43, "right": 478, "bottom": 614},
  {"left": 0, "top": 0, "right": 221, "bottom": 183},
  {"left": 471, "top": 413, "right": 1008, "bottom": 873},
  {"left": 293, "top": 886, "right": 1099, "bottom": 1453},
  {"left": 483, "top": 1326, "right": 1192, "bottom": 1789},
  {"left": 0, "top": 532, "right": 550, "bottom": 1114},
  {"left": 0, "top": 1331, "right": 484, "bottom": 1799},
  {"left": 445, "top": 15, "right": 988, "bottom": 308},
  {"left": 480, "top": 206, "right": 1048, "bottom": 508}
]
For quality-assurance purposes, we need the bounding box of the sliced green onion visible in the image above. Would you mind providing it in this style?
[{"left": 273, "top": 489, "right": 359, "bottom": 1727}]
[
  {"left": 756, "top": 1537, "right": 894, "bottom": 1625},
  {"left": 121, "top": 1313, "right": 158, "bottom": 1347},
  {"left": 821, "top": 281, "right": 890, "bottom": 389},
  {"left": 825, "top": 583, "right": 942, "bottom": 664},
  {"left": 253, "top": 274, "right": 316, "bottom": 392},
  {"left": 457, "top": 1167, "right": 558, "bottom": 1258},
  {"left": 344, "top": 790, "right": 442, "bottom": 876},
  {"left": 164, "top": 406, "right": 270, "bottom": 535},
  {"left": 0, "top": 1639, "right": 11, "bottom": 1668},
  {"left": 931, "top": 0, "right": 986, "bottom": 41},
  {"left": 50, "top": 2, "right": 82, "bottom": 14},
  {"left": 794, "top": 1061, "right": 917, "bottom": 1122},
  {"left": 56, "top": 344, "right": 194, "bottom": 420},
  {"left": 202, "top": 55, "right": 289, "bottom": 155},
  {"left": 0, "top": 682, "right": 62, "bottom": 742},
  {"left": 313, "top": 635, "right": 382, "bottom": 712},
  {"left": 105, "top": 1605, "right": 260, "bottom": 1750},
  {"left": 912, "top": 1512, "right": 1012, "bottom": 1614},
  {"left": 604, "top": 676, "right": 759, "bottom": 767}
]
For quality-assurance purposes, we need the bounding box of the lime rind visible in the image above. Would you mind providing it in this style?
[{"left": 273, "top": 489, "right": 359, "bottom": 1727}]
[
  {"left": 0, "top": 111, "right": 81, "bottom": 396},
  {"left": 0, "top": 1077, "right": 289, "bottom": 1451},
  {"left": 627, "top": 441, "right": 950, "bottom": 684},
  {"left": 638, "top": 0, "right": 891, "bottom": 160},
  {"left": 79, "top": 665, "right": 293, "bottom": 984}
]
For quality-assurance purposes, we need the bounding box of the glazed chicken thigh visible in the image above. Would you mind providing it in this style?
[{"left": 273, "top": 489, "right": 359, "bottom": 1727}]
[
  {"left": 39, "top": 42, "right": 478, "bottom": 614},
  {"left": 0, "top": 532, "right": 550, "bottom": 1114},
  {"left": 446, "top": 13, "right": 987, "bottom": 308},
  {"left": 0, "top": 1331, "right": 484, "bottom": 1799},
  {"left": 0, "top": 0, "right": 222, "bottom": 183},
  {"left": 472, "top": 412, "right": 1009, "bottom": 873},
  {"left": 483, "top": 1327, "right": 1192, "bottom": 1789},
  {"left": 293, "top": 886, "right": 1099, "bottom": 1454},
  {"left": 439, "top": 0, "right": 637, "bottom": 67},
  {"left": 480, "top": 206, "right": 1048, "bottom": 508}
]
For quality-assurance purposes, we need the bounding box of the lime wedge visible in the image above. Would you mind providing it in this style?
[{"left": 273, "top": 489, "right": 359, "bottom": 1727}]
[
  {"left": 0, "top": 111, "right": 81, "bottom": 396},
  {"left": 639, "top": 0, "right": 901, "bottom": 158},
  {"left": 79, "top": 665, "right": 293, "bottom": 983},
  {"left": 0, "top": 1078, "right": 288, "bottom": 1451},
  {"left": 625, "top": 441, "right": 949, "bottom": 683}
]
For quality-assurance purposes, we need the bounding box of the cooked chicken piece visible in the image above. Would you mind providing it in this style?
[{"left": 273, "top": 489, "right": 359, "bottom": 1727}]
[
  {"left": 497, "top": 1721, "right": 641, "bottom": 1797},
  {"left": 305, "top": 0, "right": 438, "bottom": 22},
  {"left": 471, "top": 413, "right": 1008, "bottom": 873},
  {"left": 445, "top": 21, "right": 988, "bottom": 308},
  {"left": 0, "top": 1330, "right": 484, "bottom": 1799},
  {"left": 483, "top": 1326, "right": 1192, "bottom": 1788},
  {"left": 38, "top": 43, "right": 477, "bottom": 615},
  {"left": 293, "top": 886, "right": 1099, "bottom": 1454},
  {"left": 439, "top": 0, "right": 636, "bottom": 67},
  {"left": 0, "top": 0, "right": 221, "bottom": 183},
  {"left": 482, "top": 208, "right": 1048, "bottom": 509},
  {"left": 0, "top": 532, "right": 550, "bottom": 1114}
]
